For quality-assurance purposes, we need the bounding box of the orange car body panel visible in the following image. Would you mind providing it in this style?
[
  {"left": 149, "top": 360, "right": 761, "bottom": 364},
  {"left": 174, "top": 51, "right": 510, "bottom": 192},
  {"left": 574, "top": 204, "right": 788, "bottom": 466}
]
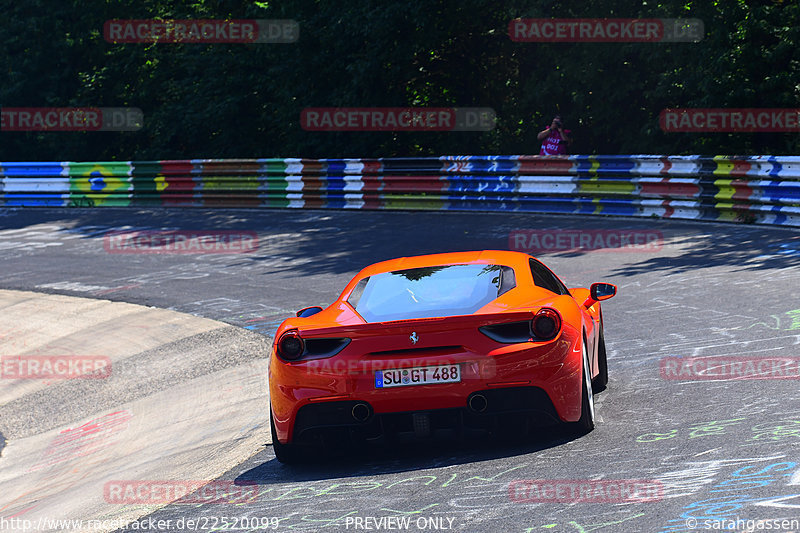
[{"left": 268, "top": 250, "right": 611, "bottom": 444}]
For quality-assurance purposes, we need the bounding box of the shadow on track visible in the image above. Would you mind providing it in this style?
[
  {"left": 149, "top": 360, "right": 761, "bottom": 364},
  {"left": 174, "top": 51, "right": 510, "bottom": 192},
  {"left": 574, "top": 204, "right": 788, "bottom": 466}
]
[
  {"left": 3, "top": 208, "right": 800, "bottom": 283},
  {"left": 235, "top": 427, "right": 580, "bottom": 485}
]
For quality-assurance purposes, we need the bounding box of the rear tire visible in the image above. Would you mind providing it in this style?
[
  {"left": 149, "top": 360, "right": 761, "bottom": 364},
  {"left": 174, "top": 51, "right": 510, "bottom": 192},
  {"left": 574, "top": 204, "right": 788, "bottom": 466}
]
[
  {"left": 270, "top": 408, "right": 300, "bottom": 464},
  {"left": 573, "top": 338, "right": 595, "bottom": 434},
  {"left": 592, "top": 326, "right": 608, "bottom": 393}
]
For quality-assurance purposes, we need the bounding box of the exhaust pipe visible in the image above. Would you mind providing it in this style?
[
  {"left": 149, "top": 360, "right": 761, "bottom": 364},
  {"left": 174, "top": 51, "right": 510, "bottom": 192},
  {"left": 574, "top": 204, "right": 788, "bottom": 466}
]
[
  {"left": 468, "top": 394, "right": 488, "bottom": 413},
  {"left": 351, "top": 402, "right": 371, "bottom": 422}
]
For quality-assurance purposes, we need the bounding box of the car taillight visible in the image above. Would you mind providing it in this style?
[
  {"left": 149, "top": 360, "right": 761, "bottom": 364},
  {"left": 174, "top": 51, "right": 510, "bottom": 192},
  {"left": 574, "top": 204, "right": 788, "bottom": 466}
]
[
  {"left": 531, "top": 308, "right": 561, "bottom": 341},
  {"left": 277, "top": 331, "right": 305, "bottom": 361}
]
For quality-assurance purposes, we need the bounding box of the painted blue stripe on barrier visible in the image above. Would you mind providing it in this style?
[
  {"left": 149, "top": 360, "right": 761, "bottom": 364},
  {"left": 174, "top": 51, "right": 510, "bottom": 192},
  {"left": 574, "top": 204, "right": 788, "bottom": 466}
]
[
  {"left": 440, "top": 155, "right": 518, "bottom": 162},
  {"left": 576, "top": 157, "right": 637, "bottom": 173},
  {"left": 570, "top": 158, "right": 639, "bottom": 177},
  {"left": 602, "top": 160, "right": 637, "bottom": 172},
  {"left": 574, "top": 201, "right": 599, "bottom": 214},
  {"left": 324, "top": 175, "right": 347, "bottom": 192},
  {"left": 441, "top": 162, "right": 473, "bottom": 173},
  {"left": 572, "top": 156, "right": 595, "bottom": 176},
  {"left": 443, "top": 156, "right": 521, "bottom": 173},
  {"left": 446, "top": 176, "right": 517, "bottom": 194},
  {"left": 5, "top": 197, "right": 66, "bottom": 207},
  {"left": 1, "top": 163, "right": 66, "bottom": 176},
  {"left": 324, "top": 196, "right": 348, "bottom": 209},
  {"left": 761, "top": 183, "right": 800, "bottom": 203},
  {"left": 516, "top": 196, "right": 580, "bottom": 214},
  {"left": 441, "top": 160, "right": 519, "bottom": 173},
  {"left": 4, "top": 192, "right": 66, "bottom": 198},
  {"left": 442, "top": 161, "right": 521, "bottom": 173},
  {"left": 596, "top": 201, "right": 639, "bottom": 216},
  {"left": 767, "top": 156, "right": 782, "bottom": 178},
  {"left": 695, "top": 160, "right": 718, "bottom": 176},
  {"left": 445, "top": 193, "right": 512, "bottom": 202},
  {"left": 323, "top": 161, "right": 348, "bottom": 173},
  {"left": 487, "top": 161, "right": 519, "bottom": 173},
  {"left": 447, "top": 196, "right": 518, "bottom": 211}
]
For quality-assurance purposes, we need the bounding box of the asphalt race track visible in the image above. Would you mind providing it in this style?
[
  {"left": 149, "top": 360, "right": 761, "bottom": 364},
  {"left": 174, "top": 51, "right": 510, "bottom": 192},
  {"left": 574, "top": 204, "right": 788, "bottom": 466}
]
[{"left": 1, "top": 207, "right": 800, "bottom": 533}]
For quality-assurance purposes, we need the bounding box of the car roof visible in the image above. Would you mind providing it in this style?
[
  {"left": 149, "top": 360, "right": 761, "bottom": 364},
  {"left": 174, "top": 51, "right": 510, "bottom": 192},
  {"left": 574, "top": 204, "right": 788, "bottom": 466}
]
[{"left": 356, "top": 250, "right": 534, "bottom": 277}]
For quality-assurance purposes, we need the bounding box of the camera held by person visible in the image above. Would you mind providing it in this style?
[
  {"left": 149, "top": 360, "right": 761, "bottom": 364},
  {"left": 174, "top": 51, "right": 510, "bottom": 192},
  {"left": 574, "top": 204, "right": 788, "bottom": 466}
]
[{"left": 537, "top": 114, "right": 573, "bottom": 155}]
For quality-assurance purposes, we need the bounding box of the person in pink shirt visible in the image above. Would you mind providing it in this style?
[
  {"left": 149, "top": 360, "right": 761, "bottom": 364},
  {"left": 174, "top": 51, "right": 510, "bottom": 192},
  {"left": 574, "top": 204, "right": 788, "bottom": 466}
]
[{"left": 537, "top": 115, "right": 573, "bottom": 155}]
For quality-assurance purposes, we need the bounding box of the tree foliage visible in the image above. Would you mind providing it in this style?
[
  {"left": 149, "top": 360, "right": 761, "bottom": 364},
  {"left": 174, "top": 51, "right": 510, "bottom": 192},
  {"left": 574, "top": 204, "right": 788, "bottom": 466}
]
[{"left": 1, "top": 0, "right": 798, "bottom": 159}]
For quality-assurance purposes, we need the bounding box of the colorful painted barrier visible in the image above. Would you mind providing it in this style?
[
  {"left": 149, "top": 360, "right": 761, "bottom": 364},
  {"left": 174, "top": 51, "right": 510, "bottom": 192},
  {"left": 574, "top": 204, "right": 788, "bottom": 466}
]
[{"left": 1, "top": 155, "right": 799, "bottom": 226}]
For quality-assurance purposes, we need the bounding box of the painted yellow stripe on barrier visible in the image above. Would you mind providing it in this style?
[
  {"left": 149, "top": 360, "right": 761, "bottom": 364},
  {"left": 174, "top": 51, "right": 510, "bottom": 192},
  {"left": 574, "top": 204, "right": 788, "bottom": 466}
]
[
  {"left": 589, "top": 158, "right": 601, "bottom": 178},
  {"left": 592, "top": 196, "right": 603, "bottom": 215},
  {"left": 714, "top": 201, "right": 756, "bottom": 223},
  {"left": 578, "top": 157, "right": 602, "bottom": 180},
  {"left": 714, "top": 179, "right": 737, "bottom": 201},
  {"left": 202, "top": 176, "right": 260, "bottom": 191},
  {"left": 384, "top": 195, "right": 445, "bottom": 210},
  {"left": 713, "top": 157, "right": 735, "bottom": 177},
  {"left": 578, "top": 181, "right": 637, "bottom": 195}
]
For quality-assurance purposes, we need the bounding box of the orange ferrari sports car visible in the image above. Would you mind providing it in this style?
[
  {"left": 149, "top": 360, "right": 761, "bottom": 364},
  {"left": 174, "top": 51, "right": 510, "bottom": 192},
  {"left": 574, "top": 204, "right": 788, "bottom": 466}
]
[{"left": 268, "top": 250, "right": 616, "bottom": 462}]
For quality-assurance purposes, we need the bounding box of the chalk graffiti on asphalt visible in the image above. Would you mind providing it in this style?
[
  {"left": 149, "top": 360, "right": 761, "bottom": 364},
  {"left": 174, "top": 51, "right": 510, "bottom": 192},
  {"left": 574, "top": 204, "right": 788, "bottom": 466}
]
[
  {"left": 660, "top": 460, "right": 798, "bottom": 532},
  {"left": 636, "top": 417, "right": 800, "bottom": 443}
]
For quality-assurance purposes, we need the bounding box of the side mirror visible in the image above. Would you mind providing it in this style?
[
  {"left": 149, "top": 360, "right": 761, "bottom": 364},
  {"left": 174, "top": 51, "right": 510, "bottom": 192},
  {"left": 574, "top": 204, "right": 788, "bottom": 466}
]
[
  {"left": 583, "top": 283, "right": 617, "bottom": 308},
  {"left": 590, "top": 283, "right": 617, "bottom": 301},
  {"left": 296, "top": 306, "right": 323, "bottom": 318}
]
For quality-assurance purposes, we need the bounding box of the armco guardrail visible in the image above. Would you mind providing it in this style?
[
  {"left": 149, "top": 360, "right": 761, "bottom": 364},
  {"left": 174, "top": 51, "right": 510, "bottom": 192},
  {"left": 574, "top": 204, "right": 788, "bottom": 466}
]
[{"left": 1, "top": 155, "right": 799, "bottom": 226}]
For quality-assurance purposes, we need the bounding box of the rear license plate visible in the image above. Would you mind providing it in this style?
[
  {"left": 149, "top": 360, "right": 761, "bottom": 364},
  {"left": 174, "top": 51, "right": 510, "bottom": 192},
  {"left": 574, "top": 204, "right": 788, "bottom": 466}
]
[{"left": 375, "top": 364, "right": 461, "bottom": 388}]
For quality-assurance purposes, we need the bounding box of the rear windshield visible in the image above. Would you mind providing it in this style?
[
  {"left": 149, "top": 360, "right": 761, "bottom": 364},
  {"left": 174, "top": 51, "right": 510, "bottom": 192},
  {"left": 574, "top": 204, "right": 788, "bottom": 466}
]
[{"left": 347, "top": 263, "right": 515, "bottom": 322}]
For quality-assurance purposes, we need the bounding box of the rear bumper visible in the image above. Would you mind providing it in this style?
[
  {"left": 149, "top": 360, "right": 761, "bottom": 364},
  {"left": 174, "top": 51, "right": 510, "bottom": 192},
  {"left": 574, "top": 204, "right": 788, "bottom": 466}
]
[
  {"left": 288, "top": 386, "right": 562, "bottom": 446},
  {"left": 268, "top": 326, "right": 584, "bottom": 444}
]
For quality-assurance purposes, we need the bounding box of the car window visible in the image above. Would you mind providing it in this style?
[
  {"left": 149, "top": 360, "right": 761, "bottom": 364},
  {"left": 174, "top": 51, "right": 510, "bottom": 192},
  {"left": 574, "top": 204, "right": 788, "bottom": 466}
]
[
  {"left": 347, "top": 264, "right": 515, "bottom": 322},
  {"left": 529, "top": 258, "right": 569, "bottom": 295}
]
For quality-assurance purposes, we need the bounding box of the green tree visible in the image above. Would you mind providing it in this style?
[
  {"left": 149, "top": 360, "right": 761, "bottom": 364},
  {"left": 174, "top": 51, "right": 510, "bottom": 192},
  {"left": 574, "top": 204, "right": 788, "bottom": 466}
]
[{"left": 1, "top": 0, "right": 798, "bottom": 159}]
